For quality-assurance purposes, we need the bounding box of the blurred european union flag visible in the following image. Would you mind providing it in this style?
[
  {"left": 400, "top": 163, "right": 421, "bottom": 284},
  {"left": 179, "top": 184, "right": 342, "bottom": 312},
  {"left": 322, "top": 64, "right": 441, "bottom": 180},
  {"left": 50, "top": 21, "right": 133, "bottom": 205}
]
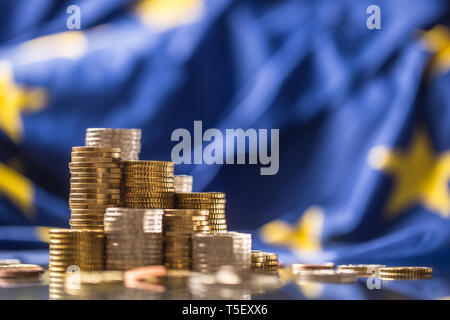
[{"left": 0, "top": 0, "right": 449, "bottom": 275}]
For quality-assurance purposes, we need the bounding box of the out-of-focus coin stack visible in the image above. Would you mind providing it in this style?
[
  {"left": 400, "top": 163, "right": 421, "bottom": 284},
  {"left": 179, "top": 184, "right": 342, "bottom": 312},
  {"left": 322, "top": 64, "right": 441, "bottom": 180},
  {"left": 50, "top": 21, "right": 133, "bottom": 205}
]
[
  {"left": 263, "top": 252, "right": 279, "bottom": 273},
  {"left": 291, "top": 263, "right": 335, "bottom": 274},
  {"left": 296, "top": 269, "right": 358, "bottom": 284},
  {"left": 104, "top": 208, "right": 164, "bottom": 270},
  {"left": 337, "top": 264, "right": 386, "bottom": 277},
  {"left": 122, "top": 160, "right": 175, "bottom": 209},
  {"left": 48, "top": 229, "right": 105, "bottom": 299},
  {"left": 250, "top": 251, "right": 266, "bottom": 272},
  {"left": 192, "top": 233, "right": 233, "bottom": 273},
  {"left": 192, "top": 232, "right": 251, "bottom": 273},
  {"left": 163, "top": 209, "right": 210, "bottom": 270},
  {"left": 175, "top": 192, "right": 227, "bottom": 234},
  {"left": 174, "top": 175, "right": 193, "bottom": 192},
  {"left": 85, "top": 128, "right": 142, "bottom": 161},
  {"left": 379, "top": 266, "right": 433, "bottom": 280},
  {"left": 228, "top": 232, "right": 252, "bottom": 272},
  {"left": 69, "top": 146, "right": 122, "bottom": 230}
]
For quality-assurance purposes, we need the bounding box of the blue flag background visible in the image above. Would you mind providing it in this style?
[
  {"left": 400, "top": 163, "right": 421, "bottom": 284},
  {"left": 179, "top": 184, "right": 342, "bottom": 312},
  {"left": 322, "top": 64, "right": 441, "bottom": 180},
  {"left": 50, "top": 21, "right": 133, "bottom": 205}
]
[{"left": 0, "top": 0, "right": 449, "bottom": 298}]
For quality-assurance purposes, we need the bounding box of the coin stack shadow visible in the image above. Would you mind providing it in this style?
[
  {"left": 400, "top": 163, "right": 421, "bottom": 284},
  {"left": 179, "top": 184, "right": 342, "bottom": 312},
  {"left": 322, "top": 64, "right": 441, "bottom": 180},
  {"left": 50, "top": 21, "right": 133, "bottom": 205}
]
[
  {"left": 163, "top": 209, "right": 210, "bottom": 270},
  {"left": 250, "top": 250, "right": 266, "bottom": 272},
  {"left": 174, "top": 175, "right": 193, "bottom": 192},
  {"left": 122, "top": 160, "right": 175, "bottom": 209},
  {"left": 69, "top": 146, "right": 122, "bottom": 230},
  {"left": 85, "top": 128, "right": 142, "bottom": 161},
  {"left": 48, "top": 229, "right": 105, "bottom": 299},
  {"left": 104, "top": 208, "right": 164, "bottom": 270},
  {"left": 175, "top": 192, "right": 227, "bottom": 234}
]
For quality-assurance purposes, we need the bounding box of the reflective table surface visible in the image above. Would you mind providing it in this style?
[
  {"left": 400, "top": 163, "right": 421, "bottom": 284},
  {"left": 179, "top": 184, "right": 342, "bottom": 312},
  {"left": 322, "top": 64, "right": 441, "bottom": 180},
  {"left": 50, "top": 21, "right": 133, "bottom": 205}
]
[{"left": 1, "top": 265, "right": 449, "bottom": 300}]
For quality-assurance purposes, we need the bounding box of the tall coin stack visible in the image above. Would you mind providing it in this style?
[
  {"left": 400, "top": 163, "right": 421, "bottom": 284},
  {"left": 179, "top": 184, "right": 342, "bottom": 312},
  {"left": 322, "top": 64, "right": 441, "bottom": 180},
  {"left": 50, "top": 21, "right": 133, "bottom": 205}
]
[
  {"left": 48, "top": 229, "right": 105, "bottom": 299},
  {"left": 85, "top": 128, "right": 142, "bottom": 161},
  {"left": 163, "top": 209, "right": 210, "bottom": 270},
  {"left": 122, "top": 160, "right": 175, "bottom": 209},
  {"left": 192, "top": 232, "right": 251, "bottom": 273},
  {"left": 69, "top": 146, "right": 122, "bottom": 230},
  {"left": 175, "top": 192, "right": 227, "bottom": 234},
  {"left": 104, "top": 208, "right": 164, "bottom": 270},
  {"left": 250, "top": 250, "right": 266, "bottom": 272},
  {"left": 174, "top": 175, "right": 193, "bottom": 192}
]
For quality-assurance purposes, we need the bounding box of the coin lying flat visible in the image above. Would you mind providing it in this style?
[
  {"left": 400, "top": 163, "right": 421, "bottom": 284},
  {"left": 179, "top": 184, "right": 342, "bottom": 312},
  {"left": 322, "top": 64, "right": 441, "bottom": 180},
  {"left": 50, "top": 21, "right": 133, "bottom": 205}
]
[
  {"left": 0, "top": 264, "right": 44, "bottom": 278},
  {"left": 379, "top": 266, "right": 433, "bottom": 280},
  {"left": 291, "top": 263, "right": 336, "bottom": 273}
]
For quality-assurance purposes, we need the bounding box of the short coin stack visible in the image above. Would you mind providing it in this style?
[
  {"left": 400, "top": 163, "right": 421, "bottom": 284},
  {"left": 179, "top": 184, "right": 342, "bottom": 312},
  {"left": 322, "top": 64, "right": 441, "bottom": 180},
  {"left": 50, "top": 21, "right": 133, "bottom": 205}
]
[
  {"left": 163, "top": 209, "right": 210, "bottom": 270},
  {"left": 122, "top": 161, "right": 175, "bottom": 209},
  {"left": 192, "top": 232, "right": 251, "bottom": 273},
  {"left": 48, "top": 229, "right": 105, "bottom": 299},
  {"left": 250, "top": 251, "right": 266, "bottom": 272},
  {"left": 175, "top": 192, "right": 227, "bottom": 234},
  {"left": 229, "top": 232, "right": 252, "bottom": 272},
  {"left": 174, "top": 175, "right": 193, "bottom": 192},
  {"left": 263, "top": 252, "right": 279, "bottom": 273},
  {"left": 192, "top": 233, "right": 234, "bottom": 273},
  {"left": 104, "top": 208, "right": 164, "bottom": 270},
  {"left": 379, "top": 267, "right": 433, "bottom": 280},
  {"left": 69, "top": 146, "right": 122, "bottom": 230},
  {"left": 85, "top": 128, "right": 142, "bottom": 161}
]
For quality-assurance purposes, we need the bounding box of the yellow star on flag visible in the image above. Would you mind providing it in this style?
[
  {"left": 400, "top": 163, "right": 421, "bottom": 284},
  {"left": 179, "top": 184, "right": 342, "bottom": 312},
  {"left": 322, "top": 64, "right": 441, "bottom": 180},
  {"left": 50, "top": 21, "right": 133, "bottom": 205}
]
[
  {"left": 259, "top": 206, "right": 324, "bottom": 254},
  {"left": 421, "top": 25, "right": 450, "bottom": 75},
  {"left": 134, "top": 0, "right": 204, "bottom": 31},
  {"left": 0, "top": 60, "right": 46, "bottom": 142},
  {"left": 368, "top": 128, "right": 450, "bottom": 219},
  {"left": 0, "top": 162, "right": 35, "bottom": 219}
]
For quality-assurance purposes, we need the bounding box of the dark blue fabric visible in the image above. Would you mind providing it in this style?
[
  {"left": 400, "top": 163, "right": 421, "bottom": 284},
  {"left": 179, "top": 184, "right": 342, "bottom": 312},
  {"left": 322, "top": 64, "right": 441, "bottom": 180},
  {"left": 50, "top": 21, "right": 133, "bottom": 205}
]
[{"left": 0, "top": 0, "right": 449, "bottom": 277}]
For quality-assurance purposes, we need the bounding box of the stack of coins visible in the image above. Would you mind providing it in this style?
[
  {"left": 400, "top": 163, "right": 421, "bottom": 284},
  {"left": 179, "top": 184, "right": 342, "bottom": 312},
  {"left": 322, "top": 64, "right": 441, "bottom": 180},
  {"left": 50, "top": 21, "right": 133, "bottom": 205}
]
[
  {"left": 174, "top": 175, "right": 193, "bottom": 192},
  {"left": 104, "top": 208, "right": 164, "bottom": 270},
  {"left": 192, "top": 232, "right": 251, "bottom": 273},
  {"left": 122, "top": 161, "right": 175, "bottom": 209},
  {"left": 69, "top": 146, "right": 122, "bottom": 230},
  {"left": 379, "top": 267, "right": 433, "bottom": 280},
  {"left": 163, "top": 209, "right": 209, "bottom": 270},
  {"left": 48, "top": 229, "right": 105, "bottom": 299},
  {"left": 337, "top": 264, "right": 386, "bottom": 277},
  {"left": 85, "top": 128, "right": 142, "bottom": 161},
  {"left": 263, "top": 252, "right": 279, "bottom": 273},
  {"left": 175, "top": 192, "right": 227, "bottom": 234},
  {"left": 192, "top": 233, "right": 233, "bottom": 273},
  {"left": 250, "top": 251, "right": 266, "bottom": 272},
  {"left": 229, "top": 232, "right": 251, "bottom": 272}
]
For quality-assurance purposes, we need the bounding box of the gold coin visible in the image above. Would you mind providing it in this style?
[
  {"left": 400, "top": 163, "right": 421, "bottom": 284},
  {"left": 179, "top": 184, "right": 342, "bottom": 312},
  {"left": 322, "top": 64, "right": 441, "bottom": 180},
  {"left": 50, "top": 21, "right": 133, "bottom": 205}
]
[
  {"left": 122, "top": 160, "right": 173, "bottom": 166},
  {"left": 175, "top": 192, "right": 225, "bottom": 198},
  {"left": 70, "top": 168, "right": 122, "bottom": 174},
  {"left": 70, "top": 188, "right": 121, "bottom": 194},
  {"left": 72, "top": 146, "right": 121, "bottom": 153},
  {"left": 69, "top": 163, "right": 121, "bottom": 168},
  {"left": 70, "top": 173, "right": 122, "bottom": 179},
  {"left": 70, "top": 204, "right": 113, "bottom": 209},
  {"left": 379, "top": 267, "right": 432, "bottom": 275},
  {"left": 70, "top": 193, "right": 121, "bottom": 199}
]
